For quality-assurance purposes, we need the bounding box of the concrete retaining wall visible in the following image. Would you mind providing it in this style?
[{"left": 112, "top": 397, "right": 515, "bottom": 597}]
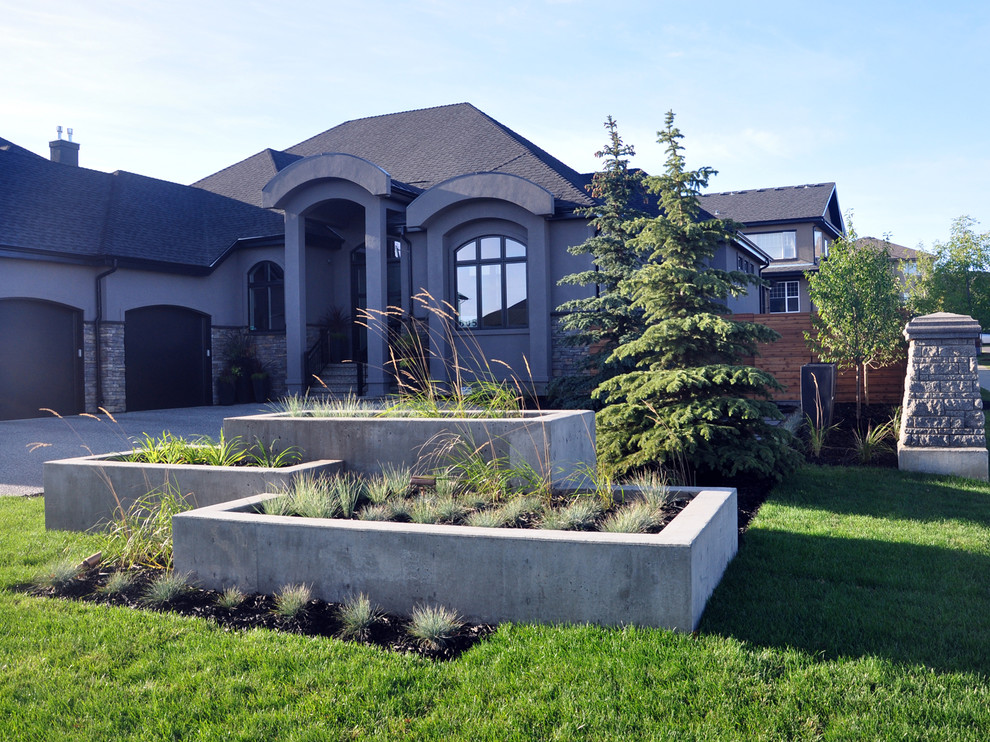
[
  {"left": 44, "top": 454, "right": 343, "bottom": 532},
  {"left": 222, "top": 409, "right": 596, "bottom": 486},
  {"left": 172, "top": 487, "right": 737, "bottom": 631}
]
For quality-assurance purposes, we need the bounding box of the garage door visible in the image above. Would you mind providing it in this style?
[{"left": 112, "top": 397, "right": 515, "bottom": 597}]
[
  {"left": 125, "top": 306, "right": 211, "bottom": 412},
  {"left": 0, "top": 298, "right": 84, "bottom": 421}
]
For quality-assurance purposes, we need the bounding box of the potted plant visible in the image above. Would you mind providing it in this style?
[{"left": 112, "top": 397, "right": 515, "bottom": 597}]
[
  {"left": 251, "top": 370, "right": 271, "bottom": 403},
  {"left": 217, "top": 372, "right": 236, "bottom": 405}
]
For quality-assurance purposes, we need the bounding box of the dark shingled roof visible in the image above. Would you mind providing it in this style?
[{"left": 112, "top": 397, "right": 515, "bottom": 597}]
[
  {"left": 0, "top": 141, "right": 284, "bottom": 270},
  {"left": 855, "top": 237, "right": 921, "bottom": 261},
  {"left": 699, "top": 183, "right": 843, "bottom": 235},
  {"left": 194, "top": 103, "right": 595, "bottom": 212}
]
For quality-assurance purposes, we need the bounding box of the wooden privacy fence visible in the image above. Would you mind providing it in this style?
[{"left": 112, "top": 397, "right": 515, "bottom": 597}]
[{"left": 732, "top": 312, "right": 908, "bottom": 405}]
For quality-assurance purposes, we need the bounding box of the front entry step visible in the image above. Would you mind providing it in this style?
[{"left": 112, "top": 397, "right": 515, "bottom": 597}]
[{"left": 309, "top": 363, "right": 360, "bottom": 397}]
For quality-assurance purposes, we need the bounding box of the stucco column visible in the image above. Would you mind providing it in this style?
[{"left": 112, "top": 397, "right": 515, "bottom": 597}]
[
  {"left": 424, "top": 229, "right": 450, "bottom": 384},
  {"left": 527, "top": 220, "right": 551, "bottom": 388},
  {"left": 284, "top": 211, "right": 307, "bottom": 396},
  {"left": 364, "top": 201, "right": 389, "bottom": 397}
]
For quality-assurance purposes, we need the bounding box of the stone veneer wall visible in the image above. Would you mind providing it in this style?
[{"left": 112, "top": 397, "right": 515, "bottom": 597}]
[
  {"left": 550, "top": 317, "right": 593, "bottom": 380},
  {"left": 212, "top": 327, "right": 288, "bottom": 403},
  {"left": 899, "top": 313, "right": 986, "bottom": 449},
  {"left": 98, "top": 322, "right": 126, "bottom": 413}
]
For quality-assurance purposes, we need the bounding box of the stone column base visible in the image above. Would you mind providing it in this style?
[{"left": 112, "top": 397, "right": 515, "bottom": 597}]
[{"left": 898, "top": 445, "right": 988, "bottom": 481}]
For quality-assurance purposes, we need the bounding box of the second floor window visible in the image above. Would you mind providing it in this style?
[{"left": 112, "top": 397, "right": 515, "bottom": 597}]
[
  {"left": 455, "top": 236, "right": 527, "bottom": 329},
  {"left": 248, "top": 261, "right": 285, "bottom": 332},
  {"left": 747, "top": 231, "right": 796, "bottom": 260}
]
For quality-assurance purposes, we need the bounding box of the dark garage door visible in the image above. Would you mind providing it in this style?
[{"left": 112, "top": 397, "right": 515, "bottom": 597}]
[
  {"left": 125, "top": 306, "right": 211, "bottom": 412},
  {"left": 0, "top": 298, "right": 84, "bottom": 421}
]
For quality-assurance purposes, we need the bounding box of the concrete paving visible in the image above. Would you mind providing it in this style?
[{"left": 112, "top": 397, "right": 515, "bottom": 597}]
[{"left": 0, "top": 403, "right": 267, "bottom": 496}]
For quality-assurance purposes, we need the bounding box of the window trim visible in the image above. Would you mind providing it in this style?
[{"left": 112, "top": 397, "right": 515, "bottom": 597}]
[{"left": 453, "top": 235, "right": 528, "bottom": 330}]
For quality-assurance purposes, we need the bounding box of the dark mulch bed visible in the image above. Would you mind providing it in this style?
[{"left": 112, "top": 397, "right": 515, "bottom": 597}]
[
  {"left": 801, "top": 402, "right": 900, "bottom": 469},
  {"left": 27, "top": 567, "right": 494, "bottom": 661}
]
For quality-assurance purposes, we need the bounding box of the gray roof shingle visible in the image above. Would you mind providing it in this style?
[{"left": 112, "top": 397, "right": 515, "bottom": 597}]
[
  {"left": 194, "top": 103, "right": 595, "bottom": 212},
  {"left": 699, "top": 183, "right": 843, "bottom": 234},
  {"left": 0, "top": 143, "right": 284, "bottom": 269}
]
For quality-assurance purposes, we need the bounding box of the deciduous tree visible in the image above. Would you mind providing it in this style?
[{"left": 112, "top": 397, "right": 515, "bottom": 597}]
[
  {"left": 907, "top": 215, "right": 990, "bottom": 329},
  {"left": 805, "top": 221, "right": 904, "bottom": 424}
]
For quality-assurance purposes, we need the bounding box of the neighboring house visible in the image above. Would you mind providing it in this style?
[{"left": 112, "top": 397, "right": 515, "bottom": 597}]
[
  {"left": 699, "top": 183, "right": 845, "bottom": 314},
  {"left": 854, "top": 237, "right": 921, "bottom": 301},
  {"left": 1, "top": 104, "right": 774, "bottom": 420}
]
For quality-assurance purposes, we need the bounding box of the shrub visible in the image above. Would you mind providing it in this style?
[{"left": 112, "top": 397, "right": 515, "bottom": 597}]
[
  {"left": 141, "top": 571, "right": 190, "bottom": 607},
  {"left": 216, "top": 586, "right": 247, "bottom": 610},
  {"left": 36, "top": 558, "right": 80, "bottom": 590},
  {"left": 97, "top": 570, "right": 136, "bottom": 597},
  {"left": 337, "top": 594, "right": 382, "bottom": 641},
  {"left": 408, "top": 604, "right": 463, "bottom": 650},
  {"left": 273, "top": 583, "right": 312, "bottom": 620}
]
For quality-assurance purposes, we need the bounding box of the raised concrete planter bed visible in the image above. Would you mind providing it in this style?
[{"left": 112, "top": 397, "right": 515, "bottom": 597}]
[
  {"left": 222, "top": 409, "right": 595, "bottom": 486},
  {"left": 44, "top": 454, "right": 343, "bottom": 532},
  {"left": 173, "top": 487, "right": 737, "bottom": 631}
]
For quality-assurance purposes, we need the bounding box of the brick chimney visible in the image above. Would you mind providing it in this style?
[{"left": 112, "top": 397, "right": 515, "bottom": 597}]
[{"left": 49, "top": 126, "right": 79, "bottom": 166}]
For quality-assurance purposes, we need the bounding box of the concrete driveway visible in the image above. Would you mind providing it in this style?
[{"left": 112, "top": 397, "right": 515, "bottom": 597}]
[{"left": 0, "top": 403, "right": 267, "bottom": 496}]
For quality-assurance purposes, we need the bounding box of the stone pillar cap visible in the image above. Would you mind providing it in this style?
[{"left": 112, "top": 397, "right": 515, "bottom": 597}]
[{"left": 903, "top": 312, "right": 981, "bottom": 341}]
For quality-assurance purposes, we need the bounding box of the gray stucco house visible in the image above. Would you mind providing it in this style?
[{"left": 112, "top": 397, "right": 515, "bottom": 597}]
[{"left": 1, "top": 104, "right": 777, "bottom": 420}]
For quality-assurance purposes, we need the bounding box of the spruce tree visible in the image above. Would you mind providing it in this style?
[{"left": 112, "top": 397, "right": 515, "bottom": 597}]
[
  {"left": 550, "top": 117, "right": 647, "bottom": 407},
  {"left": 594, "top": 112, "right": 799, "bottom": 482}
]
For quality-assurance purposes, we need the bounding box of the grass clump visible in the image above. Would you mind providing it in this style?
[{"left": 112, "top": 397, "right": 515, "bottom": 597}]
[
  {"left": 539, "top": 497, "right": 602, "bottom": 531},
  {"left": 216, "top": 586, "right": 247, "bottom": 610},
  {"left": 407, "top": 603, "right": 463, "bottom": 650},
  {"left": 140, "top": 571, "right": 190, "bottom": 607},
  {"left": 337, "top": 593, "right": 382, "bottom": 641},
  {"left": 97, "top": 570, "right": 136, "bottom": 597},
  {"left": 101, "top": 482, "right": 190, "bottom": 570},
  {"left": 273, "top": 583, "right": 312, "bottom": 620},
  {"left": 35, "top": 558, "right": 81, "bottom": 590},
  {"left": 600, "top": 501, "right": 660, "bottom": 534}
]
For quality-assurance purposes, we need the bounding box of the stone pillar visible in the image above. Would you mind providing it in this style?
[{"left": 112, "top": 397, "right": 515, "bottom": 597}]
[{"left": 898, "top": 312, "right": 987, "bottom": 480}]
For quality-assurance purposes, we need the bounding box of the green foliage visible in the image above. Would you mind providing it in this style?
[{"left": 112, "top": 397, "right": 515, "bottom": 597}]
[
  {"left": 273, "top": 583, "right": 312, "bottom": 620},
  {"left": 216, "top": 586, "right": 246, "bottom": 610},
  {"left": 35, "top": 558, "right": 81, "bottom": 590},
  {"left": 593, "top": 113, "right": 796, "bottom": 482},
  {"left": 336, "top": 593, "right": 382, "bottom": 641},
  {"left": 599, "top": 501, "right": 660, "bottom": 534},
  {"left": 851, "top": 420, "right": 894, "bottom": 464},
  {"left": 538, "top": 497, "right": 602, "bottom": 531},
  {"left": 100, "top": 482, "right": 190, "bottom": 570},
  {"left": 407, "top": 604, "right": 463, "bottom": 650},
  {"left": 908, "top": 215, "right": 990, "bottom": 327},
  {"left": 552, "top": 117, "right": 650, "bottom": 407},
  {"left": 97, "top": 570, "right": 136, "bottom": 597},
  {"left": 806, "top": 220, "right": 904, "bottom": 422},
  {"left": 140, "top": 571, "right": 190, "bottom": 607}
]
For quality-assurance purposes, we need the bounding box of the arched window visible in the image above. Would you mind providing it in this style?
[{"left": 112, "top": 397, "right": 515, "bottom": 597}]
[
  {"left": 454, "top": 236, "right": 527, "bottom": 329},
  {"left": 248, "top": 261, "right": 285, "bottom": 332}
]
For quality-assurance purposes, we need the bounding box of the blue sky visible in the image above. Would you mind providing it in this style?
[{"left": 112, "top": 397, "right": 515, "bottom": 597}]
[{"left": 3, "top": 0, "right": 988, "bottom": 250}]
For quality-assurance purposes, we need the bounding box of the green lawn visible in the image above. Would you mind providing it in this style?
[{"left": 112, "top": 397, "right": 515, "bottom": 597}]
[{"left": 3, "top": 466, "right": 990, "bottom": 740}]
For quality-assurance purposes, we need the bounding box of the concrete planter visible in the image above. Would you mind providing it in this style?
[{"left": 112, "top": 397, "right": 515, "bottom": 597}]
[
  {"left": 44, "top": 454, "right": 343, "bottom": 532},
  {"left": 222, "top": 409, "right": 596, "bottom": 486},
  {"left": 173, "top": 487, "right": 737, "bottom": 631}
]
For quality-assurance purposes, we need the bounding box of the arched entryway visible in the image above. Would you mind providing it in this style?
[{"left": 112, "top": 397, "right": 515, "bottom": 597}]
[
  {"left": 0, "top": 298, "right": 83, "bottom": 420},
  {"left": 124, "top": 305, "right": 212, "bottom": 411}
]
